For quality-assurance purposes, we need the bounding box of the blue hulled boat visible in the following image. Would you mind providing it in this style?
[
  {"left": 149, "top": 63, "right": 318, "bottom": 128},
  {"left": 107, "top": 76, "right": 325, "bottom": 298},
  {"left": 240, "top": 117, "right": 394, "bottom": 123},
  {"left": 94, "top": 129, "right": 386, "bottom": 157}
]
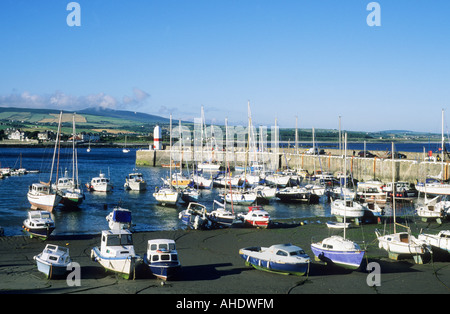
[
  {"left": 144, "top": 239, "right": 181, "bottom": 280},
  {"left": 310, "top": 235, "right": 365, "bottom": 269},
  {"left": 239, "top": 243, "right": 310, "bottom": 276}
]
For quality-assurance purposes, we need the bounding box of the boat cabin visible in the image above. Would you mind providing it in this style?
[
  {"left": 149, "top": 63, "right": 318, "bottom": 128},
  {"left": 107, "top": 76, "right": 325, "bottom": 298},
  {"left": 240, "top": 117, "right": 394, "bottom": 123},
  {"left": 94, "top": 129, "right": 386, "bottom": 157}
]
[
  {"left": 100, "top": 229, "right": 136, "bottom": 257},
  {"left": 29, "top": 183, "right": 51, "bottom": 195},
  {"left": 40, "top": 244, "right": 70, "bottom": 265},
  {"left": 26, "top": 211, "right": 54, "bottom": 227},
  {"left": 146, "top": 239, "right": 178, "bottom": 264}
]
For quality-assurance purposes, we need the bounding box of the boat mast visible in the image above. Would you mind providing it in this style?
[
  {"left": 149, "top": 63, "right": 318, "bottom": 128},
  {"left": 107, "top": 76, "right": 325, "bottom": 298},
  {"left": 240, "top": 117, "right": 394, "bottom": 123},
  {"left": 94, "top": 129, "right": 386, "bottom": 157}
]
[
  {"left": 49, "top": 111, "right": 62, "bottom": 186},
  {"left": 169, "top": 114, "right": 173, "bottom": 189},
  {"left": 392, "top": 141, "right": 396, "bottom": 234},
  {"left": 343, "top": 132, "right": 347, "bottom": 240}
]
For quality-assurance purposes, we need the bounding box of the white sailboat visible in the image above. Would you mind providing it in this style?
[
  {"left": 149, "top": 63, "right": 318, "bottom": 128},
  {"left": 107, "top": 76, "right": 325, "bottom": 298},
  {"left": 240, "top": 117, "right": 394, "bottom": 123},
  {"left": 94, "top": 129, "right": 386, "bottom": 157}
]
[
  {"left": 153, "top": 114, "right": 179, "bottom": 205},
  {"left": 416, "top": 109, "right": 450, "bottom": 195},
  {"left": 122, "top": 135, "right": 130, "bottom": 153},
  {"left": 27, "top": 112, "right": 63, "bottom": 212},
  {"left": 311, "top": 134, "right": 365, "bottom": 269},
  {"left": 376, "top": 143, "right": 430, "bottom": 263}
]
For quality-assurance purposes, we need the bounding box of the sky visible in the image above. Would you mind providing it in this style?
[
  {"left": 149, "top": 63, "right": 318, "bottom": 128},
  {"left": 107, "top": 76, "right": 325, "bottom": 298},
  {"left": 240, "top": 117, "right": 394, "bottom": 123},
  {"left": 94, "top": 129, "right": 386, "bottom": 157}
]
[{"left": 0, "top": 0, "right": 449, "bottom": 133}]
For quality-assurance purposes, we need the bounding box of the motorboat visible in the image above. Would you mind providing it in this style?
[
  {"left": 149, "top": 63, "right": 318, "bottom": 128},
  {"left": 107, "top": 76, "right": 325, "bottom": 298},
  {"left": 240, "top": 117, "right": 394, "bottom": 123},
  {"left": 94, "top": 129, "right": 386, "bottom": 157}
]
[
  {"left": 87, "top": 172, "right": 112, "bottom": 192},
  {"left": 276, "top": 186, "right": 320, "bottom": 204},
  {"left": 311, "top": 235, "right": 365, "bottom": 269},
  {"left": 178, "top": 202, "right": 212, "bottom": 230},
  {"left": 153, "top": 186, "right": 180, "bottom": 206},
  {"left": 143, "top": 239, "right": 181, "bottom": 280},
  {"left": 356, "top": 180, "right": 386, "bottom": 205},
  {"left": 383, "top": 182, "right": 418, "bottom": 200},
  {"left": 124, "top": 172, "right": 147, "bottom": 191},
  {"left": 106, "top": 207, "right": 132, "bottom": 230},
  {"left": 33, "top": 244, "right": 71, "bottom": 278},
  {"left": 239, "top": 243, "right": 310, "bottom": 276},
  {"left": 23, "top": 210, "right": 55, "bottom": 239},
  {"left": 27, "top": 183, "right": 62, "bottom": 212},
  {"left": 237, "top": 205, "right": 270, "bottom": 228},
  {"left": 418, "top": 230, "right": 450, "bottom": 253},
  {"left": 208, "top": 200, "right": 236, "bottom": 227},
  {"left": 90, "top": 229, "right": 142, "bottom": 279}
]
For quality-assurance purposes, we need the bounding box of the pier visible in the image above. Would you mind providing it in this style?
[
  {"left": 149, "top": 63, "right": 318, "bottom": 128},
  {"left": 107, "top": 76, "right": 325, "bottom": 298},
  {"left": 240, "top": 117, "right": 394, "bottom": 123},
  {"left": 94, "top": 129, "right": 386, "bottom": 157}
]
[{"left": 136, "top": 148, "right": 449, "bottom": 183}]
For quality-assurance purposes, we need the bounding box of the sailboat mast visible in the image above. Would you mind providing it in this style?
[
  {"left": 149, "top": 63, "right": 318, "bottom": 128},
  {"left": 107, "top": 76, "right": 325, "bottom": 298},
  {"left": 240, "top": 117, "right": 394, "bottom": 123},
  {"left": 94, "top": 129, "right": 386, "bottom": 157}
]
[
  {"left": 343, "top": 132, "right": 347, "bottom": 240},
  {"left": 169, "top": 114, "right": 173, "bottom": 188},
  {"left": 392, "top": 141, "right": 396, "bottom": 234},
  {"left": 49, "top": 111, "right": 62, "bottom": 185}
]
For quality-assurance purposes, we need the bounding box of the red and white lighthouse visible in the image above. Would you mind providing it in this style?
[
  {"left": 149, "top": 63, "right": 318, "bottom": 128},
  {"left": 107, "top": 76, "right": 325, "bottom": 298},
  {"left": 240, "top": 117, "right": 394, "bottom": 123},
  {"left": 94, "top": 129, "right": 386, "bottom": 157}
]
[{"left": 153, "top": 125, "right": 162, "bottom": 150}]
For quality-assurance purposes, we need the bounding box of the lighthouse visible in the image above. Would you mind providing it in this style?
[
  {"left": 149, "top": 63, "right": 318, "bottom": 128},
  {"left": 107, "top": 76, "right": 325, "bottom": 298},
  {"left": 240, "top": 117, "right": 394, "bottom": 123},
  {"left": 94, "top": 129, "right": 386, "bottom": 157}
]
[{"left": 153, "top": 125, "right": 162, "bottom": 150}]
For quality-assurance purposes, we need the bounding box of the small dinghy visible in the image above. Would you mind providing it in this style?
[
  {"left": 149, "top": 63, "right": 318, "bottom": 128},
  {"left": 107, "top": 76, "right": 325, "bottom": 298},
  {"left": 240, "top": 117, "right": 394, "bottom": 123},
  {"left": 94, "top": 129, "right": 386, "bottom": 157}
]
[
  {"left": 22, "top": 210, "right": 55, "bottom": 239},
  {"left": 239, "top": 243, "right": 310, "bottom": 276},
  {"left": 143, "top": 239, "right": 181, "bottom": 280},
  {"left": 34, "top": 244, "right": 71, "bottom": 278},
  {"left": 91, "top": 229, "right": 142, "bottom": 279},
  {"left": 326, "top": 221, "right": 350, "bottom": 229}
]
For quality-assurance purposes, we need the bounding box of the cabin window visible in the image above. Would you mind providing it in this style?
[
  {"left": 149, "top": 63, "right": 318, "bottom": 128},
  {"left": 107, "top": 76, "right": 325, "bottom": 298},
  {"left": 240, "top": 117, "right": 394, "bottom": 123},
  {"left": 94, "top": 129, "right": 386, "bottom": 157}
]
[
  {"left": 106, "top": 234, "right": 133, "bottom": 246},
  {"left": 150, "top": 244, "right": 157, "bottom": 251},
  {"left": 159, "top": 244, "right": 168, "bottom": 250},
  {"left": 152, "top": 255, "right": 159, "bottom": 262},
  {"left": 276, "top": 250, "right": 288, "bottom": 256},
  {"left": 161, "top": 254, "right": 170, "bottom": 261},
  {"left": 169, "top": 243, "right": 176, "bottom": 250},
  {"left": 171, "top": 254, "right": 178, "bottom": 261},
  {"left": 290, "top": 250, "right": 305, "bottom": 256},
  {"left": 49, "top": 256, "right": 58, "bottom": 261}
]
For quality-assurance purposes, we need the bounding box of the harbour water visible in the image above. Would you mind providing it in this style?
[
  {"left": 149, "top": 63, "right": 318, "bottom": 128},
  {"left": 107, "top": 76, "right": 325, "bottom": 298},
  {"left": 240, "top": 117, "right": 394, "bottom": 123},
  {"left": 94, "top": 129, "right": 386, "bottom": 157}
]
[{"left": 0, "top": 144, "right": 424, "bottom": 237}]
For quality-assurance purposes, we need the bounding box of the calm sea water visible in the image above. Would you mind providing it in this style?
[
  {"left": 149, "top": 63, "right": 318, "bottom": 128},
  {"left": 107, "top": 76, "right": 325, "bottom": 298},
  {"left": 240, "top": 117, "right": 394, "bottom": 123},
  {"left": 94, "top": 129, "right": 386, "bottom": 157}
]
[{"left": 0, "top": 144, "right": 420, "bottom": 237}]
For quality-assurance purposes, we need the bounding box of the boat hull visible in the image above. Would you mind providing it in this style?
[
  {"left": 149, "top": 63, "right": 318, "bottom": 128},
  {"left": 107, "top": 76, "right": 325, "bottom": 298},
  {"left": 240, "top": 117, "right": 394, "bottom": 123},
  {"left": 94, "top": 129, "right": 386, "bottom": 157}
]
[
  {"left": 310, "top": 244, "right": 365, "bottom": 269},
  {"left": 34, "top": 257, "right": 69, "bottom": 278},
  {"left": 91, "top": 247, "right": 140, "bottom": 279},
  {"left": 23, "top": 225, "right": 55, "bottom": 239},
  {"left": 239, "top": 251, "right": 309, "bottom": 276},
  {"left": 144, "top": 255, "right": 181, "bottom": 280},
  {"left": 27, "top": 193, "right": 62, "bottom": 212}
]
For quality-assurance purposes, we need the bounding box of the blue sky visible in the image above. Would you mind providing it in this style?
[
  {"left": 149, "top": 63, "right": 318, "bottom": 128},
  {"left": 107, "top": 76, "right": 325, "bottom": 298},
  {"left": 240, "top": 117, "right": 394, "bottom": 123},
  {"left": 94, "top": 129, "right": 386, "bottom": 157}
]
[{"left": 0, "top": 1, "right": 449, "bottom": 133}]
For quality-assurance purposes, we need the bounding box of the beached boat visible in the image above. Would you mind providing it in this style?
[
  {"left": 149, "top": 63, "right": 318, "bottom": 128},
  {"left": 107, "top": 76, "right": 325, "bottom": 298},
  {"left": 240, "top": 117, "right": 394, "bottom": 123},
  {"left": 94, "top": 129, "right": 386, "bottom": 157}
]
[
  {"left": 356, "top": 180, "right": 386, "bottom": 205},
  {"left": 90, "top": 229, "right": 142, "bottom": 279},
  {"left": 418, "top": 230, "right": 450, "bottom": 253},
  {"left": 178, "top": 202, "right": 212, "bottom": 230},
  {"left": 124, "top": 172, "right": 147, "bottom": 191},
  {"left": 23, "top": 210, "right": 55, "bottom": 239},
  {"left": 376, "top": 143, "right": 431, "bottom": 263},
  {"left": 237, "top": 205, "right": 270, "bottom": 228},
  {"left": 276, "top": 186, "right": 320, "bottom": 204},
  {"left": 27, "top": 183, "right": 62, "bottom": 212},
  {"left": 153, "top": 186, "right": 180, "bottom": 205},
  {"left": 143, "top": 239, "right": 181, "bottom": 280},
  {"left": 415, "top": 196, "right": 447, "bottom": 222},
  {"left": 106, "top": 207, "right": 132, "bottom": 230},
  {"left": 87, "top": 172, "right": 113, "bottom": 192},
  {"left": 311, "top": 235, "right": 365, "bottom": 269},
  {"left": 326, "top": 221, "right": 350, "bottom": 229},
  {"left": 239, "top": 243, "right": 310, "bottom": 276},
  {"left": 34, "top": 244, "right": 71, "bottom": 278}
]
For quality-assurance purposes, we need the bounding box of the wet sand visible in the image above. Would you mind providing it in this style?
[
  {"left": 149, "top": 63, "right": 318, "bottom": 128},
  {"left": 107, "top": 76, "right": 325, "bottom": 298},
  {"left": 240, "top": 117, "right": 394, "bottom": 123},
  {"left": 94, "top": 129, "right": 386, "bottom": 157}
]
[{"left": 1, "top": 219, "right": 450, "bottom": 295}]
